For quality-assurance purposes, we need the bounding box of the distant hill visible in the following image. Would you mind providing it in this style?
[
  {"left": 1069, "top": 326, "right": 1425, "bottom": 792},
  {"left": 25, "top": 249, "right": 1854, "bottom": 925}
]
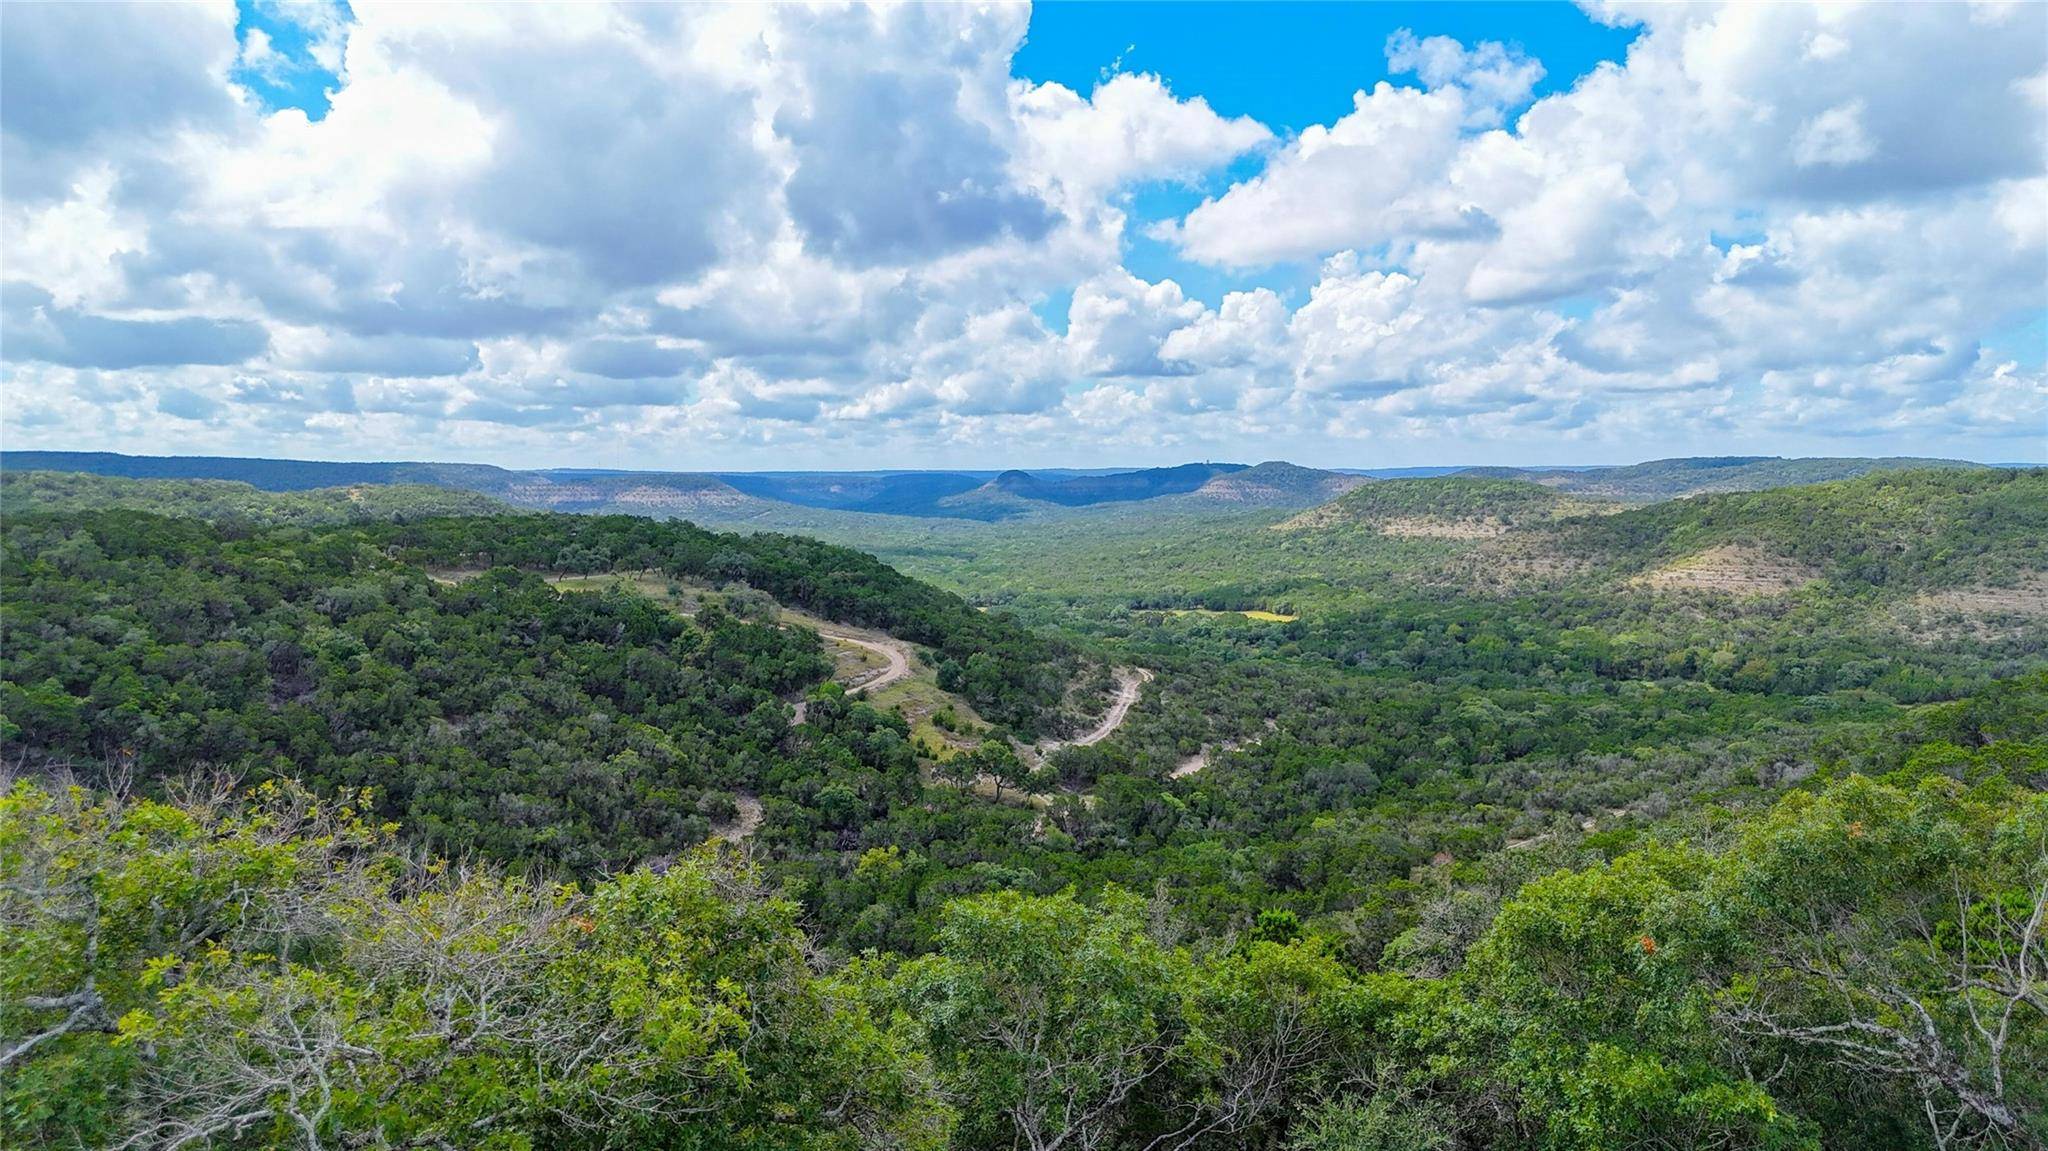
[
  {"left": 5, "top": 452, "right": 1286, "bottom": 522},
  {"left": 1462, "top": 455, "right": 1987, "bottom": 501},
  {"left": 1279, "top": 476, "right": 1613, "bottom": 535},
  {"left": 714, "top": 463, "right": 1364, "bottom": 520},
  {"left": 0, "top": 450, "right": 512, "bottom": 491},
  {"left": 714, "top": 471, "right": 986, "bottom": 516},
  {"left": 929, "top": 462, "right": 1244, "bottom": 518},
  {"left": 959, "top": 462, "right": 1249, "bottom": 508},
  {"left": 4, "top": 450, "right": 2009, "bottom": 529},
  {"left": 1555, "top": 467, "right": 2048, "bottom": 589},
  {"left": 483, "top": 471, "right": 760, "bottom": 515},
  {"left": 1272, "top": 467, "right": 2047, "bottom": 609},
  {"left": 0, "top": 450, "right": 773, "bottom": 518},
  {"left": 1, "top": 471, "right": 512, "bottom": 525},
  {"left": 1335, "top": 466, "right": 1467, "bottom": 479},
  {"left": 1183, "top": 461, "right": 1369, "bottom": 506}
]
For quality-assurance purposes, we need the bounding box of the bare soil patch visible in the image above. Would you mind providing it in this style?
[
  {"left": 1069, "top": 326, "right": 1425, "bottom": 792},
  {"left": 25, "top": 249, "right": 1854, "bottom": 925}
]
[
  {"left": 1378, "top": 516, "right": 1510, "bottom": 539},
  {"left": 1413, "top": 540, "right": 1593, "bottom": 595},
  {"left": 1914, "top": 577, "right": 2048, "bottom": 618},
  {"left": 1900, "top": 574, "right": 2048, "bottom": 640},
  {"left": 1635, "top": 545, "right": 1820, "bottom": 596},
  {"left": 712, "top": 793, "right": 763, "bottom": 842},
  {"left": 609, "top": 484, "right": 755, "bottom": 511}
]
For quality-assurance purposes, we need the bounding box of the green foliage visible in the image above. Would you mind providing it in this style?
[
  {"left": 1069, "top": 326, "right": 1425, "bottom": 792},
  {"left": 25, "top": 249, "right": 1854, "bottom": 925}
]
[
  {"left": 356, "top": 512, "right": 1076, "bottom": 732},
  {"left": 1453, "top": 848, "right": 1803, "bottom": 1149},
  {"left": 0, "top": 781, "right": 944, "bottom": 1150},
  {"left": 894, "top": 887, "right": 1191, "bottom": 1148},
  {"left": 0, "top": 512, "right": 839, "bottom": 870},
  {"left": 1471, "top": 454, "right": 1987, "bottom": 502},
  {"left": 0, "top": 509, "right": 1082, "bottom": 874},
  {"left": 892, "top": 886, "right": 1370, "bottom": 1149},
  {"left": 3, "top": 469, "right": 512, "bottom": 525},
  {"left": 1298, "top": 476, "right": 1599, "bottom": 527},
  {"left": 5, "top": 759, "right": 2045, "bottom": 1149},
  {"left": 1286, "top": 1088, "right": 1454, "bottom": 1151},
  {"left": 2, "top": 468, "right": 2041, "bottom": 1150},
  {"left": 1560, "top": 467, "right": 2048, "bottom": 587}
]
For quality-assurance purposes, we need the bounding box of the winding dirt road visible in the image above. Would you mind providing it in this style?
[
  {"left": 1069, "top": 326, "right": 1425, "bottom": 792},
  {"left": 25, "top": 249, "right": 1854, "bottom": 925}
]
[
  {"left": 814, "top": 627, "right": 912, "bottom": 695},
  {"left": 792, "top": 626, "right": 915, "bottom": 725},
  {"left": 1041, "top": 667, "right": 1153, "bottom": 753}
]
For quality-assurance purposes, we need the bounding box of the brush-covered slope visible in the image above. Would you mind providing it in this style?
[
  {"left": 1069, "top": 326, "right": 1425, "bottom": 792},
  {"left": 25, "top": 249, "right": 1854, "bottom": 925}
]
[
  {"left": 1464, "top": 455, "right": 1988, "bottom": 501},
  {"left": 489, "top": 471, "right": 762, "bottom": 514},
  {"left": 1, "top": 471, "right": 513, "bottom": 525},
  {"left": 1557, "top": 466, "right": 2048, "bottom": 590},
  {"left": 1279, "top": 476, "right": 1612, "bottom": 534},
  {"left": 1, "top": 450, "right": 772, "bottom": 517},
  {"left": 1, "top": 508, "right": 1078, "bottom": 869}
]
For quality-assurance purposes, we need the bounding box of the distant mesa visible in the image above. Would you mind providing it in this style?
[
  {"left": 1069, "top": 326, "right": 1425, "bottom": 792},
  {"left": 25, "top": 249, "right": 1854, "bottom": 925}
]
[
  {"left": 716, "top": 470, "right": 986, "bottom": 516},
  {"left": 0, "top": 450, "right": 2002, "bottom": 527},
  {"left": 963, "top": 462, "right": 1251, "bottom": 509},
  {"left": 1189, "top": 461, "right": 1368, "bottom": 505}
]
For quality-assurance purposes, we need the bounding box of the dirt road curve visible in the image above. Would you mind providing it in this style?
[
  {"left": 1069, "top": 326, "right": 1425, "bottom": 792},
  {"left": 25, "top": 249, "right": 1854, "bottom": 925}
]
[
  {"left": 790, "top": 627, "right": 913, "bottom": 726},
  {"left": 817, "top": 628, "right": 913, "bottom": 695},
  {"left": 1043, "top": 667, "right": 1153, "bottom": 752}
]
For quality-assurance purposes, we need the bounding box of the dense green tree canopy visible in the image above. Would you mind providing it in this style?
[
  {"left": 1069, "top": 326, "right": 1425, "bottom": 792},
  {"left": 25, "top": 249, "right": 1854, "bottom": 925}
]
[{"left": 2, "top": 472, "right": 2041, "bottom": 1149}]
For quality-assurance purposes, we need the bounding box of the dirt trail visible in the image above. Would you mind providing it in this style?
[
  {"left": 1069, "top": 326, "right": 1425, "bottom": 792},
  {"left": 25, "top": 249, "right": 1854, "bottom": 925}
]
[
  {"left": 790, "top": 626, "right": 917, "bottom": 726},
  {"left": 815, "top": 627, "right": 912, "bottom": 695},
  {"left": 1040, "top": 667, "right": 1152, "bottom": 753},
  {"left": 522, "top": 570, "right": 913, "bottom": 721},
  {"left": 1167, "top": 733, "right": 1259, "bottom": 780}
]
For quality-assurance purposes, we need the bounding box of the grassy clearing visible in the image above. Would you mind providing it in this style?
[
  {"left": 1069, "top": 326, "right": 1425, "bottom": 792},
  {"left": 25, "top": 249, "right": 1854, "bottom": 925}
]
[{"left": 1159, "top": 608, "right": 1300, "bottom": 622}]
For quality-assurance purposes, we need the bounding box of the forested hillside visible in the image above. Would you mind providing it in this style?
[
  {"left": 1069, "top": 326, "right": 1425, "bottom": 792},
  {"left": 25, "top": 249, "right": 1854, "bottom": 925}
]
[
  {"left": 2, "top": 472, "right": 2043, "bottom": 1149},
  {"left": 0, "top": 510, "right": 1074, "bottom": 867},
  {"left": 4, "top": 0, "right": 2040, "bottom": 1142},
  {"left": 1277, "top": 475, "right": 1610, "bottom": 531},
  {"left": 8, "top": 681, "right": 2042, "bottom": 1150},
  {"left": 1466, "top": 454, "right": 1987, "bottom": 501},
  {"left": 0, "top": 451, "right": 778, "bottom": 518},
  {"left": 2, "top": 470, "right": 512, "bottom": 525},
  {"left": 1558, "top": 466, "right": 2048, "bottom": 587},
  {"left": 353, "top": 513, "right": 1076, "bottom": 730}
]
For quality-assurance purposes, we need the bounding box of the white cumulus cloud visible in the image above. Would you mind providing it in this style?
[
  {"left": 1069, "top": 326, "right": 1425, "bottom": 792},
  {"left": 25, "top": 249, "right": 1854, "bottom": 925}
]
[{"left": 0, "top": 0, "right": 2040, "bottom": 468}]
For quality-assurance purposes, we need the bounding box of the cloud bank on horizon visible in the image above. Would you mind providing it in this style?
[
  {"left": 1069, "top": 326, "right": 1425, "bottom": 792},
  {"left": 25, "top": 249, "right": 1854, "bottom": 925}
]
[{"left": 2, "top": 0, "right": 2043, "bottom": 469}]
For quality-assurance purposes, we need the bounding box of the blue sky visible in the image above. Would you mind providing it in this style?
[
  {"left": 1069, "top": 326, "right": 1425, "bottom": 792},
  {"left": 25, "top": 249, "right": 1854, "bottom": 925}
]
[
  {"left": 1, "top": 2, "right": 2042, "bottom": 469},
  {"left": 1016, "top": 2, "right": 1637, "bottom": 130},
  {"left": 230, "top": 0, "right": 351, "bottom": 118},
  {"left": 1018, "top": 2, "right": 1641, "bottom": 311}
]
